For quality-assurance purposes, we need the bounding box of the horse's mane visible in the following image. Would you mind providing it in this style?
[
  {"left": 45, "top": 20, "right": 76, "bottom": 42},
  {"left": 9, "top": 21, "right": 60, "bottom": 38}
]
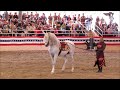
[{"left": 48, "top": 32, "right": 60, "bottom": 46}]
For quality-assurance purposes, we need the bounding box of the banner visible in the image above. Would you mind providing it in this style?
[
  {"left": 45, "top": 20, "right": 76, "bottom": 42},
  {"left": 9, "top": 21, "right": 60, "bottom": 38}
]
[{"left": 0, "top": 37, "right": 120, "bottom": 45}]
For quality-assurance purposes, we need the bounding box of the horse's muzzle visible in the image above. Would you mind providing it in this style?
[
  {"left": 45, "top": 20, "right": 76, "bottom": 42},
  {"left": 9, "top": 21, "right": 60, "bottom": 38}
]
[{"left": 45, "top": 42, "right": 49, "bottom": 47}]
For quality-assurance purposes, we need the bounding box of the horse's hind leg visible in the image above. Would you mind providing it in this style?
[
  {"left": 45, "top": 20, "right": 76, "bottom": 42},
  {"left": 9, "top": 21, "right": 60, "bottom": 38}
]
[
  {"left": 62, "top": 56, "right": 68, "bottom": 72},
  {"left": 71, "top": 55, "right": 74, "bottom": 72}
]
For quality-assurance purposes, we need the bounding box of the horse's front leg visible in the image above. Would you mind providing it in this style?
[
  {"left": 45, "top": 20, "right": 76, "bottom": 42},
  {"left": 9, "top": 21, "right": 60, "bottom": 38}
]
[
  {"left": 50, "top": 54, "right": 54, "bottom": 72},
  {"left": 51, "top": 54, "right": 58, "bottom": 74}
]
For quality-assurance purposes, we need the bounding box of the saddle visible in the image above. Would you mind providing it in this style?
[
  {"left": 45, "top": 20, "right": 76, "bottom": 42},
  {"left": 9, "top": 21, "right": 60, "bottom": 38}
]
[
  {"left": 58, "top": 42, "right": 70, "bottom": 56},
  {"left": 60, "top": 42, "right": 70, "bottom": 51}
]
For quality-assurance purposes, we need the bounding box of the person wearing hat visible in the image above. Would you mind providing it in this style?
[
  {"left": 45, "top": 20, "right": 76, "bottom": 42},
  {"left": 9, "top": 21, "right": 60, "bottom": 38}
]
[{"left": 94, "top": 37, "right": 106, "bottom": 72}]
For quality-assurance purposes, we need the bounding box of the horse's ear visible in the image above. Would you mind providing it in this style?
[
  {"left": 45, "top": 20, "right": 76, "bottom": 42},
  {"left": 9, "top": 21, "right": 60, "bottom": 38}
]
[
  {"left": 42, "top": 30, "right": 46, "bottom": 35},
  {"left": 46, "top": 31, "right": 51, "bottom": 33}
]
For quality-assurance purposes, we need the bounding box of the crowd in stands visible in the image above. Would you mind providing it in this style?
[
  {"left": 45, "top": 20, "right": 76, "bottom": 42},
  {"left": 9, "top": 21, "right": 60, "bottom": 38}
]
[
  {"left": 95, "top": 13, "right": 119, "bottom": 36},
  {"left": 0, "top": 11, "right": 119, "bottom": 37}
]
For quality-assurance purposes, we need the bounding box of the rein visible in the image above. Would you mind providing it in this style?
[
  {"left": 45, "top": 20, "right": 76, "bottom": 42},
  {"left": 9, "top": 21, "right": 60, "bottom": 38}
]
[
  {"left": 74, "top": 46, "right": 86, "bottom": 50},
  {"left": 67, "top": 42, "right": 86, "bottom": 50},
  {"left": 67, "top": 42, "right": 96, "bottom": 56}
]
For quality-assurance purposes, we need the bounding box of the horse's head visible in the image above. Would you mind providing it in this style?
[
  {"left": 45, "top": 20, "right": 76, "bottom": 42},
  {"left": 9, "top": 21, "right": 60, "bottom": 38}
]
[
  {"left": 44, "top": 32, "right": 50, "bottom": 47},
  {"left": 44, "top": 32, "right": 60, "bottom": 47}
]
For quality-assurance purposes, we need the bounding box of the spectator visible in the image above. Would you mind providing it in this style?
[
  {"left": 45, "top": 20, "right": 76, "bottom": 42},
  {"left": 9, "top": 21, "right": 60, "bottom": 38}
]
[
  {"left": 89, "top": 15, "right": 93, "bottom": 30},
  {"left": 26, "top": 12, "right": 30, "bottom": 19},
  {"left": 14, "top": 18, "right": 18, "bottom": 25},
  {"left": 67, "top": 15, "right": 71, "bottom": 22},
  {"left": 5, "top": 11, "right": 8, "bottom": 20},
  {"left": 41, "top": 13, "right": 47, "bottom": 25},
  {"left": 13, "top": 12, "right": 18, "bottom": 19},
  {"left": 102, "top": 24, "right": 107, "bottom": 34},
  {"left": 22, "top": 13, "right": 26, "bottom": 20},
  {"left": 9, "top": 21, "right": 17, "bottom": 36},
  {"left": 70, "top": 23, "right": 77, "bottom": 36},
  {"left": 95, "top": 16, "right": 100, "bottom": 27},
  {"left": 48, "top": 13, "right": 52, "bottom": 26},
  {"left": 53, "top": 13, "right": 57, "bottom": 25},
  {"left": 61, "top": 22, "right": 66, "bottom": 36},
  {"left": 30, "top": 12, "right": 34, "bottom": 21},
  {"left": 77, "top": 14, "right": 81, "bottom": 22},
  {"left": 2, "top": 13, "right": 5, "bottom": 19},
  {"left": 17, "top": 21, "right": 24, "bottom": 36},
  {"left": 100, "top": 17, "right": 106, "bottom": 30},
  {"left": 109, "top": 12, "right": 114, "bottom": 24},
  {"left": 74, "top": 14, "right": 77, "bottom": 22},
  {"left": 85, "top": 15, "right": 89, "bottom": 31},
  {"left": 81, "top": 13, "right": 85, "bottom": 25},
  {"left": 57, "top": 13, "right": 61, "bottom": 22},
  {"left": 35, "top": 12, "right": 39, "bottom": 20},
  {"left": 26, "top": 23, "right": 34, "bottom": 36}
]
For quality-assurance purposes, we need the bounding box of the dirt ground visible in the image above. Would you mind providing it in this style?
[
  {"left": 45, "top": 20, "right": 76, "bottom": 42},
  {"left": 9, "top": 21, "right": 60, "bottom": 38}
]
[{"left": 0, "top": 45, "right": 120, "bottom": 79}]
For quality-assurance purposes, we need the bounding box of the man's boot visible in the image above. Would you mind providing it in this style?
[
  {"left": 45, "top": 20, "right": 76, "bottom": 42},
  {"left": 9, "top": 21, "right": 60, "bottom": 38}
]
[{"left": 94, "top": 60, "right": 98, "bottom": 67}]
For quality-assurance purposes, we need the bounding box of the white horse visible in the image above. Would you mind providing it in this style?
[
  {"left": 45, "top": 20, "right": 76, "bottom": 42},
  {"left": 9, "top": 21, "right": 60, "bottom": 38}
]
[{"left": 44, "top": 32, "right": 75, "bottom": 74}]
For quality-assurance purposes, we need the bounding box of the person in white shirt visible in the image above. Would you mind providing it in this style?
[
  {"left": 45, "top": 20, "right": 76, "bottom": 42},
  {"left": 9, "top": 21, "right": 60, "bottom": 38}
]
[{"left": 109, "top": 13, "right": 114, "bottom": 24}]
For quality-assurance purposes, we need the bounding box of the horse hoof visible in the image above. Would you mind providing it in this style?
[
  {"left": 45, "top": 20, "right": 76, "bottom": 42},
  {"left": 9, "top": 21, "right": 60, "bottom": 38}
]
[
  {"left": 71, "top": 68, "right": 74, "bottom": 72},
  {"left": 71, "top": 70, "right": 74, "bottom": 72},
  {"left": 51, "top": 71, "right": 54, "bottom": 74},
  {"left": 61, "top": 70, "right": 65, "bottom": 72}
]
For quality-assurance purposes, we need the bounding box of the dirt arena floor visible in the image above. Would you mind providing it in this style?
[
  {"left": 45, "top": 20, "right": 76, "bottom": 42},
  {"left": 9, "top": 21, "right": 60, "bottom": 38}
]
[{"left": 0, "top": 45, "right": 120, "bottom": 79}]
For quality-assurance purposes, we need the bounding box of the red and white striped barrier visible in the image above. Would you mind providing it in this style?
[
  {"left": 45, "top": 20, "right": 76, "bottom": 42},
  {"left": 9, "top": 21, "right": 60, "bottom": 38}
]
[{"left": 0, "top": 36, "right": 120, "bottom": 45}]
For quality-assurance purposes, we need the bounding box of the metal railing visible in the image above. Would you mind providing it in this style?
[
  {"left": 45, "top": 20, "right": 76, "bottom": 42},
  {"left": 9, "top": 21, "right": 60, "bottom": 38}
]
[
  {"left": 102, "top": 32, "right": 120, "bottom": 37},
  {"left": 95, "top": 24, "right": 103, "bottom": 36},
  {"left": 79, "top": 22, "right": 88, "bottom": 36},
  {"left": 0, "top": 29, "right": 86, "bottom": 37},
  {"left": 94, "top": 24, "right": 120, "bottom": 37},
  {"left": 0, "top": 28, "right": 119, "bottom": 37}
]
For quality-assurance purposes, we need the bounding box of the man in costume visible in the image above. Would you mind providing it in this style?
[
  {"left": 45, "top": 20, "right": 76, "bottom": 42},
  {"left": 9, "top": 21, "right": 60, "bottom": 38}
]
[{"left": 94, "top": 37, "right": 106, "bottom": 72}]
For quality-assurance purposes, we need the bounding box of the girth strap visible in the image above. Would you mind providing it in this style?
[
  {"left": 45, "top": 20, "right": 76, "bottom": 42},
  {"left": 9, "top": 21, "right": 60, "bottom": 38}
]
[{"left": 58, "top": 48, "right": 70, "bottom": 56}]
